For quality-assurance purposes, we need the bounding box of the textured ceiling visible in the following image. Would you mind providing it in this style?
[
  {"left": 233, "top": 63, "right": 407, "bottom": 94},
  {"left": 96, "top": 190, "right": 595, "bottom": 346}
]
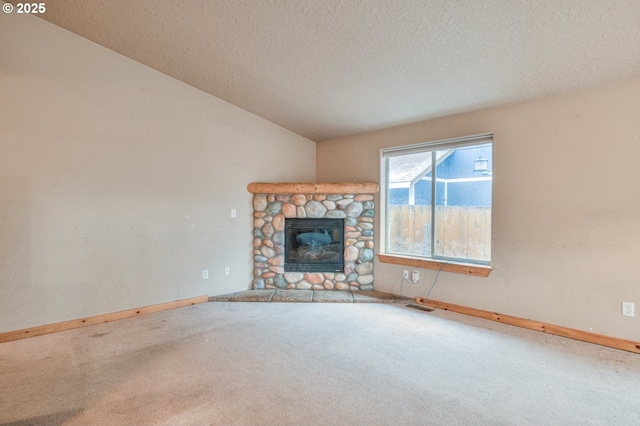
[{"left": 29, "top": 0, "right": 640, "bottom": 141}]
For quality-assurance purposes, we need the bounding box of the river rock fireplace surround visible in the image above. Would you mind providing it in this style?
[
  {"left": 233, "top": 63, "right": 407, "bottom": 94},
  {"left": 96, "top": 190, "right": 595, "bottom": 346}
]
[{"left": 248, "top": 182, "right": 379, "bottom": 291}]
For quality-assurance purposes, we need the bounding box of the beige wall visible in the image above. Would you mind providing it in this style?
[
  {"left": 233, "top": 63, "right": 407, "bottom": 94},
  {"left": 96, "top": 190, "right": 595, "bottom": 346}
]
[
  {"left": 2, "top": 7, "right": 638, "bottom": 343},
  {"left": 317, "top": 78, "right": 640, "bottom": 341},
  {"left": 0, "top": 12, "right": 316, "bottom": 332}
]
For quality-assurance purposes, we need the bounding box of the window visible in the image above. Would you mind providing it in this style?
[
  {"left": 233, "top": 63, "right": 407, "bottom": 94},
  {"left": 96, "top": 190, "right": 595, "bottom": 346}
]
[{"left": 381, "top": 134, "right": 492, "bottom": 266}]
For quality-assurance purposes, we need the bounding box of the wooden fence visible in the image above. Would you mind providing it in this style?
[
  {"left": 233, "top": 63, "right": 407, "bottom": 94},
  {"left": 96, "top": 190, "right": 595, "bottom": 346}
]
[{"left": 387, "top": 205, "right": 491, "bottom": 261}]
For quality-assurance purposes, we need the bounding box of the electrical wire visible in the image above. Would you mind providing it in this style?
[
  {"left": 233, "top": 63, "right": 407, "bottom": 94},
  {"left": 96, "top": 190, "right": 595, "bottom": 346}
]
[
  {"left": 423, "top": 241, "right": 449, "bottom": 301},
  {"left": 400, "top": 249, "right": 449, "bottom": 303},
  {"left": 399, "top": 275, "right": 407, "bottom": 301},
  {"left": 424, "top": 260, "right": 448, "bottom": 301}
]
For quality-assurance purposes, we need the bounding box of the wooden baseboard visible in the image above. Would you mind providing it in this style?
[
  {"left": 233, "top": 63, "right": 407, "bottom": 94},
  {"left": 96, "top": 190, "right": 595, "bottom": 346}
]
[
  {"left": 415, "top": 297, "right": 640, "bottom": 354},
  {"left": 0, "top": 295, "right": 209, "bottom": 344}
]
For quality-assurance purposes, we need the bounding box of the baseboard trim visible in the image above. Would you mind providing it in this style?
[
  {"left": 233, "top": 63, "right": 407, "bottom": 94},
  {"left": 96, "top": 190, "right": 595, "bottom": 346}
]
[
  {"left": 415, "top": 297, "right": 640, "bottom": 354},
  {"left": 0, "top": 295, "right": 210, "bottom": 344}
]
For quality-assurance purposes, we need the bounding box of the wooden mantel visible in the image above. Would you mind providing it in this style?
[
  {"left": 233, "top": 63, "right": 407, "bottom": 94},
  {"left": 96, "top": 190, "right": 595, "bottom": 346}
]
[{"left": 247, "top": 182, "right": 379, "bottom": 194}]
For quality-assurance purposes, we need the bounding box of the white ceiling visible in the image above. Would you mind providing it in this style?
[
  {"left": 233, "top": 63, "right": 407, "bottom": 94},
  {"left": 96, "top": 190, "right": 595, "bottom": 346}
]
[{"left": 33, "top": 0, "right": 640, "bottom": 141}]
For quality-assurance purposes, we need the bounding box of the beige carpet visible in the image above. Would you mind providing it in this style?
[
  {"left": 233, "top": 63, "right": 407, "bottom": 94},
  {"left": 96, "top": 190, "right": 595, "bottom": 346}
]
[{"left": 1, "top": 302, "right": 639, "bottom": 425}]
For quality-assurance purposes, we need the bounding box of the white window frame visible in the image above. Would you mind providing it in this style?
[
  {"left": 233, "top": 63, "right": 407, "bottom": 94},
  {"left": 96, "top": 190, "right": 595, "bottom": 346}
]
[{"left": 380, "top": 133, "right": 493, "bottom": 266}]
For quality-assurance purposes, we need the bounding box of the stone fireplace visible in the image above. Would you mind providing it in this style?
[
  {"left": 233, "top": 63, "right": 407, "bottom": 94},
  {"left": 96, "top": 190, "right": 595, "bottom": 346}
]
[{"left": 247, "top": 182, "right": 379, "bottom": 291}]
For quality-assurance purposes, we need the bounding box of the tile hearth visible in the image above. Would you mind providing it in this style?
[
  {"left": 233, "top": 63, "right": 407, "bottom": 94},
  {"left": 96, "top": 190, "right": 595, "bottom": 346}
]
[{"left": 209, "top": 290, "right": 409, "bottom": 303}]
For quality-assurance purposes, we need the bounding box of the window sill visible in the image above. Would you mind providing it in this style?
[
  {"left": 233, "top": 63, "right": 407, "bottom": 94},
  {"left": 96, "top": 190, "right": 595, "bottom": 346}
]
[{"left": 377, "top": 254, "right": 492, "bottom": 277}]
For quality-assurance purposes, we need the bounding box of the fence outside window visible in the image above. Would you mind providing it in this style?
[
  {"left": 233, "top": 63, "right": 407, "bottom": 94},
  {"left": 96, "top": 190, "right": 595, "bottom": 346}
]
[{"left": 387, "top": 204, "right": 491, "bottom": 261}]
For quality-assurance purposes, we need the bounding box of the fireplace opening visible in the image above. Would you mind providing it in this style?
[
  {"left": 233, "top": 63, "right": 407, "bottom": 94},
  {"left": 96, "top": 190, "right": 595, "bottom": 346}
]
[{"left": 284, "top": 218, "right": 344, "bottom": 272}]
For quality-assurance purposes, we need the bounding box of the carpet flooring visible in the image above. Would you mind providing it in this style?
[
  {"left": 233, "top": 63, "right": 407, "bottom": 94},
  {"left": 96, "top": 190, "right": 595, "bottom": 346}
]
[{"left": 1, "top": 301, "right": 639, "bottom": 425}]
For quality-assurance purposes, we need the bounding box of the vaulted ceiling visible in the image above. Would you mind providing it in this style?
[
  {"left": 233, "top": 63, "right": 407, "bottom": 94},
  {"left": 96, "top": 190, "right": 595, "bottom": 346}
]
[{"left": 32, "top": 0, "right": 640, "bottom": 141}]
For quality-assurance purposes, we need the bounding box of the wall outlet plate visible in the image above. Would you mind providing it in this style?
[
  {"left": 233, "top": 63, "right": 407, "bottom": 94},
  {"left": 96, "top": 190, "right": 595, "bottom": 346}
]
[
  {"left": 622, "top": 302, "right": 634, "bottom": 317},
  {"left": 403, "top": 270, "right": 409, "bottom": 279},
  {"left": 202, "top": 269, "right": 209, "bottom": 279},
  {"left": 224, "top": 266, "right": 230, "bottom": 276}
]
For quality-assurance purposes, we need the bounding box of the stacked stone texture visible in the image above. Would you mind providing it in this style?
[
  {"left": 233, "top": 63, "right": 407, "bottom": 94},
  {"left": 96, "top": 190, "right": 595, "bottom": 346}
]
[{"left": 252, "top": 193, "right": 375, "bottom": 291}]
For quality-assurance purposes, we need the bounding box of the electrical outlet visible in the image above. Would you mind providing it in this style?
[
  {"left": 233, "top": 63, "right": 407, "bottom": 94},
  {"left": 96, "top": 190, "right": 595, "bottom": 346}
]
[
  {"left": 622, "top": 302, "right": 634, "bottom": 317},
  {"left": 202, "top": 269, "right": 209, "bottom": 279},
  {"left": 224, "top": 266, "right": 230, "bottom": 276},
  {"left": 231, "top": 208, "right": 237, "bottom": 218},
  {"left": 403, "top": 270, "right": 409, "bottom": 279},
  {"left": 411, "top": 270, "right": 419, "bottom": 283}
]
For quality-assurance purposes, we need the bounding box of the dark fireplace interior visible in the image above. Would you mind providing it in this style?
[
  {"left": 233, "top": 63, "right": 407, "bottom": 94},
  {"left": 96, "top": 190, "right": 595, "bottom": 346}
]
[{"left": 284, "top": 218, "right": 345, "bottom": 272}]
